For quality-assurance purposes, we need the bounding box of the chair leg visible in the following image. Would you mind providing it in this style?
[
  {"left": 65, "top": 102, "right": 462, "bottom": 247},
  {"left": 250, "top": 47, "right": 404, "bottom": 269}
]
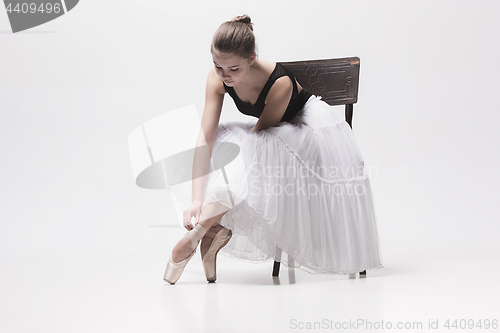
[
  {"left": 345, "top": 104, "right": 353, "bottom": 129},
  {"left": 272, "top": 246, "right": 282, "bottom": 277},
  {"left": 272, "top": 261, "right": 281, "bottom": 277}
]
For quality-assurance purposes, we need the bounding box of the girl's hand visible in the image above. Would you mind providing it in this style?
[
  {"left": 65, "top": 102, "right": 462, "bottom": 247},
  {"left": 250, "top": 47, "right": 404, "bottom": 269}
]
[{"left": 183, "top": 200, "right": 203, "bottom": 231}]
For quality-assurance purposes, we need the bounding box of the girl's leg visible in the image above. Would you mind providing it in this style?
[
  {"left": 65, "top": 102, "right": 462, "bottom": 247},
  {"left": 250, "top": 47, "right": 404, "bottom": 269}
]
[
  {"left": 171, "top": 200, "right": 230, "bottom": 263},
  {"left": 199, "top": 201, "right": 232, "bottom": 259}
]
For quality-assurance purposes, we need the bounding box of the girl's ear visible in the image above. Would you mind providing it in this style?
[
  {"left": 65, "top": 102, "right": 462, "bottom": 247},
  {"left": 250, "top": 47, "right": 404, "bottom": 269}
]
[{"left": 249, "top": 53, "right": 257, "bottom": 66}]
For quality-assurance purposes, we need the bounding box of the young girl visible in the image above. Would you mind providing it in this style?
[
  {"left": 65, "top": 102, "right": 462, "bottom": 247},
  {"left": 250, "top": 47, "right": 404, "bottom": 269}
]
[{"left": 163, "top": 15, "right": 383, "bottom": 284}]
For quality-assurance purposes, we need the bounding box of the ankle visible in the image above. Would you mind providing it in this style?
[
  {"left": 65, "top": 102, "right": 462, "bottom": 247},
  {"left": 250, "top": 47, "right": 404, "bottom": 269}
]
[
  {"left": 172, "top": 236, "right": 198, "bottom": 263},
  {"left": 182, "top": 223, "right": 208, "bottom": 250}
]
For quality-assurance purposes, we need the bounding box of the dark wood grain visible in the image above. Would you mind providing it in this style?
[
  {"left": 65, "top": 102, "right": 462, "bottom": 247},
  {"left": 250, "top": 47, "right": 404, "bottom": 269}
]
[{"left": 281, "top": 57, "right": 360, "bottom": 107}]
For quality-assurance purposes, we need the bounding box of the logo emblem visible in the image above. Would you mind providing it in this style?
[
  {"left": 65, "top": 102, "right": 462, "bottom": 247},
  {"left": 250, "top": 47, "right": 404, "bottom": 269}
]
[{"left": 3, "top": 0, "right": 79, "bottom": 33}]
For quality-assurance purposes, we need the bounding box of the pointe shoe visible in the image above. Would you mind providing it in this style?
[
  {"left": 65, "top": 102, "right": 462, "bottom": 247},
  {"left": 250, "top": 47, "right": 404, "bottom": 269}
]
[
  {"left": 163, "top": 223, "right": 207, "bottom": 284},
  {"left": 163, "top": 250, "right": 196, "bottom": 284},
  {"left": 201, "top": 224, "right": 232, "bottom": 283}
]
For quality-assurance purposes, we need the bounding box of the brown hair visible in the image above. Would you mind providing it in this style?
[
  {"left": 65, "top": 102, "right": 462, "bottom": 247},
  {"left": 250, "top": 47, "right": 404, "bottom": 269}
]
[{"left": 211, "top": 15, "right": 256, "bottom": 59}]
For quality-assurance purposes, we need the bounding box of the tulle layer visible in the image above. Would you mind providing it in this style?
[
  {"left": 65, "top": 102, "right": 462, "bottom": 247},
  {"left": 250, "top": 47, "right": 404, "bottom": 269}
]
[{"left": 168, "top": 96, "right": 383, "bottom": 274}]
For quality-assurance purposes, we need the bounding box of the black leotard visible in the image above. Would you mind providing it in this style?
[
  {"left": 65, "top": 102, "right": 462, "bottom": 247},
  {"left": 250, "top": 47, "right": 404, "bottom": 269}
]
[{"left": 223, "top": 63, "right": 312, "bottom": 123}]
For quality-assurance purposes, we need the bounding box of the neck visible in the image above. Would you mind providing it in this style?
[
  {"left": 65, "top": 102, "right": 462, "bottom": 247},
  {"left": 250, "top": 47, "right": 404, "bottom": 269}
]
[{"left": 238, "top": 59, "right": 264, "bottom": 88}]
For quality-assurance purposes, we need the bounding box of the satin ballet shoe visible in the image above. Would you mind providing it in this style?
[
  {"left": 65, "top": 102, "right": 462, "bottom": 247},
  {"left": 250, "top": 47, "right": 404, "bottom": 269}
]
[
  {"left": 201, "top": 224, "right": 232, "bottom": 283},
  {"left": 163, "top": 249, "right": 196, "bottom": 284},
  {"left": 163, "top": 223, "right": 208, "bottom": 284}
]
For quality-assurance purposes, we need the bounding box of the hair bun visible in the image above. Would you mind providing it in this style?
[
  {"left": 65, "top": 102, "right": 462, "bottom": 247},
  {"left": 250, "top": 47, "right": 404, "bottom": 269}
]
[{"left": 231, "top": 14, "right": 253, "bottom": 31}]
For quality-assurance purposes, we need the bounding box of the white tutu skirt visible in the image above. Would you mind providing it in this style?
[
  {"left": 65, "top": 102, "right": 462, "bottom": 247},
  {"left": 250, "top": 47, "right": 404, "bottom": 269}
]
[{"left": 168, "top": 95, "right": 383, "bottom": 274}]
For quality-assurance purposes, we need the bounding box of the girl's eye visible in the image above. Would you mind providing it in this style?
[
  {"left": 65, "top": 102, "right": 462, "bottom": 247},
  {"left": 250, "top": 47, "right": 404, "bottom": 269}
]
[{"left": 214, "top": 65, "right": 238, "bottom": 72}]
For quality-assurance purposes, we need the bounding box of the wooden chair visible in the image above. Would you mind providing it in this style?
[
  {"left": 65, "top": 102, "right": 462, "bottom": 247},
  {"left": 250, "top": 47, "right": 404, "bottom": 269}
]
[{"left": 272, "top": 56, "right": 367, "bottom": 278}]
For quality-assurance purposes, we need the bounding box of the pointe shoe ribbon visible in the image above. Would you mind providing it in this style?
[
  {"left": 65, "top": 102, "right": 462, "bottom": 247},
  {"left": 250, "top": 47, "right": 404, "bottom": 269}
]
[{"left": 163, "top": 223, "right": 207, "bottom": 284}]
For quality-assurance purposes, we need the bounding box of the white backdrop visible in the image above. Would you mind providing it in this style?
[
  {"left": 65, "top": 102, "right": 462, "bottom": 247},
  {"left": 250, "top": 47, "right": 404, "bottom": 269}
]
[{"left": 1, "top": 0, "right": 499, "bottom": 330}]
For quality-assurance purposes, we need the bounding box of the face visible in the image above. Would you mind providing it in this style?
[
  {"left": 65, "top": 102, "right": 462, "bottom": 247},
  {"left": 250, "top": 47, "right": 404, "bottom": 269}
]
[{"left": 212, "top": 49, "right": 255, "bottom": 87}]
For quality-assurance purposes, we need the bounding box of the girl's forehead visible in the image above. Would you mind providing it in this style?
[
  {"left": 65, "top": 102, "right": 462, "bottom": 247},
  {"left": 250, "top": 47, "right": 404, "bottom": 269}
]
[{"left": 212, "top": 51, "right": 245, "bottom": 65}]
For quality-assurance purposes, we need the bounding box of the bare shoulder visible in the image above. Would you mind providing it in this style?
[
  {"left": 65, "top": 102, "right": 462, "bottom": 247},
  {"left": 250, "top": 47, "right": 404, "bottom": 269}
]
[
  {"left": 266, "top": 75, "right": 293, "bottom": 103},
  {"left": 206, "top": 67, "right": 226, "bottom": 95},
  {"left": 202, "top": 68, "right": 225, "bottom": 140}
]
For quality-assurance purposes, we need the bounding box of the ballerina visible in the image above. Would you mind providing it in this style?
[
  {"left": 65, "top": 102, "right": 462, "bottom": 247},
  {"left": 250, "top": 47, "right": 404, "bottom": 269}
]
[{"left": 163, "top": 15, "right": 383, "bottom": 284}]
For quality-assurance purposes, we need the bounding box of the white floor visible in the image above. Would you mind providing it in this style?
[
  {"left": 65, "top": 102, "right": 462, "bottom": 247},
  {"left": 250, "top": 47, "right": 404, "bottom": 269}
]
[
  {"left": 2, "top": 2, "right": 500, "bottom": 330},
  {"left": 2, "top": 225, "right": 499, "bottom": 333}
]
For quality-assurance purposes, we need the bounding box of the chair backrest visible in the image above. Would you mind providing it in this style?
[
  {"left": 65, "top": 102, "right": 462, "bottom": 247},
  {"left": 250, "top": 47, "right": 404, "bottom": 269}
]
[{"left": 281, "top": 57, "right": 360, "bottom": 128}]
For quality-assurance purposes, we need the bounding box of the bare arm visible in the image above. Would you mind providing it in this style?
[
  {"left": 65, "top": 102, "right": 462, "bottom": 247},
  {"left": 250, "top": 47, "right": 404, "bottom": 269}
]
[
  {"left": 250, "top": 76, "right": 293, "bottom": 133},
  {"left": 191, "top": 68, "right": 225, "bottom": 204}
]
